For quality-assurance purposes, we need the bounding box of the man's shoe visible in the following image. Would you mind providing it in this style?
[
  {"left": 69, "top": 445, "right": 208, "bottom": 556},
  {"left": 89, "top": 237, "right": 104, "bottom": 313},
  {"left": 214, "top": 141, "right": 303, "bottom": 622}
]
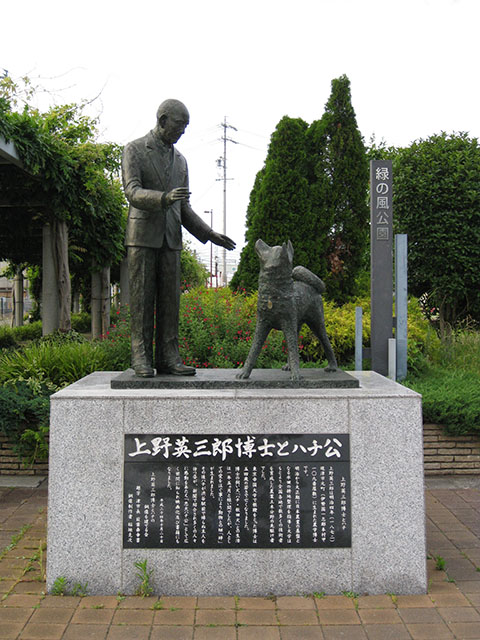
[
  {"left": 133, "top": 364, "right": 155, "bottom": 378},
  {"left": 157, "top": 362, "right": 196, "bottom": 376}
]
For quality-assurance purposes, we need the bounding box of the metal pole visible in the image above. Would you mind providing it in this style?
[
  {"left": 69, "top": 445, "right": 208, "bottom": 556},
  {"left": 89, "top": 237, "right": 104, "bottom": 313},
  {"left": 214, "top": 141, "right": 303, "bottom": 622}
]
[
  {"left": 13, "top": 268, "right": 24, "bottom": 327},
  {"left": 222, "top": 118, "right": 227, "bottom": 286},
  {"left": 395, "top": 234, "right": 408, "bottom": 381},
  {"left": 217, "top": 117, "right": 237, "bottom": 286},
  {"left": 388, "top": 338, "right": 397, "bottom": 380},
  {"left": 355, "top": 306, "right": 363, "bottom": 371}
]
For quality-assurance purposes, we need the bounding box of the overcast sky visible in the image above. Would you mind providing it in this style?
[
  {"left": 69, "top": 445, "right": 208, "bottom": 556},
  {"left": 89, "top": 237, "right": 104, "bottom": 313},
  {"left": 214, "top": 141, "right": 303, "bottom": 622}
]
[{"left": 3, "top": 0, "right": 479, "bottom": 266}]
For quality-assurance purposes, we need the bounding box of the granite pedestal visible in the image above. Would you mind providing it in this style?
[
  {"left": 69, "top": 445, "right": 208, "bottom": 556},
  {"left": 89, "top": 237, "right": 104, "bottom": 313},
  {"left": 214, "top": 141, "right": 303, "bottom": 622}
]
[{"left": 47, "top": 371, "right": 426, "bottom": 596}]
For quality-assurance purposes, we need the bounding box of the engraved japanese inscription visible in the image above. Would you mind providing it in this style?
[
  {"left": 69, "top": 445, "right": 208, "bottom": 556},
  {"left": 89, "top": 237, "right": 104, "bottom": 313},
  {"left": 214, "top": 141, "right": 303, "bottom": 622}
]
[{"left": 124, "top": 434, "right": 351, "bottom": 549}]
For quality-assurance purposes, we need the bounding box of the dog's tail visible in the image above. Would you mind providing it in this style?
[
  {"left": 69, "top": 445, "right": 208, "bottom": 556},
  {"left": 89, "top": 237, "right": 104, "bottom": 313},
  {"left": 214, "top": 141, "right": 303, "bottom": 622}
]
[{"left": 292, "top": 266, "right": 326, "bottom": 293}]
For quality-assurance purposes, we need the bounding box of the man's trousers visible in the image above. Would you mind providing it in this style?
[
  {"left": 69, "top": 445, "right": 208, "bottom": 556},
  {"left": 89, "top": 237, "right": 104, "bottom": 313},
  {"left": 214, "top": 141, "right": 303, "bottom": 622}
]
[{"left": 127, "top": 245, "right": 181, "bottom": 370}]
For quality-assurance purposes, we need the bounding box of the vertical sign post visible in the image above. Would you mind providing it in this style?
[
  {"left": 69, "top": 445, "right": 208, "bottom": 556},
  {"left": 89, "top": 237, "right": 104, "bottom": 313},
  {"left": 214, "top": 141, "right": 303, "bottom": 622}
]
[
  {"left": 395, "top": 234, "right": 408, "bottom": 381},
  {"left": 370, "top": 160, "right": 393, "bottom": 376}
]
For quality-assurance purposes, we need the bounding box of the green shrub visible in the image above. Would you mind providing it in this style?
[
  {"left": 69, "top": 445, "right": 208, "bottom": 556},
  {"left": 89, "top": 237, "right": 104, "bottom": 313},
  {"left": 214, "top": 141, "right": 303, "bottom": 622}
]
[
  {"left": 403, "top": 328, "right": 480, "bottom": 435},
  {"left": 71, "top": 312, "right": 91, "bottom": 334},
  {"left": 404, "top": 366, "right": 480, "bottom": 436},
  {"left": 298, "top": 296, "right": 438, "bottom": 370},
  {"left": 99, "top": 289, "right": 437, "bottom": 371},
  {"left": 0, "top": 321, "right": 43, "bottom": 349},
  {"left": 13, "top": 321, "right": 42, "bottom": 342},
  {"left": 301, "top": 297, "right": 371, "bottom": 365},
  {"left": 0, "top": 341, "right": 111, "bottom": 389},
  {"left": 178, "top": 287, "right": 286, "bottom": 369},
  {"left": 0, "top": 382, "right": 51, "bottom": 462},
  {"left": 430, "top": 329, "right": 480, "bottom": 375},
  {"left": 38, "top": 329, "right": 87, "bottom": 346},
  {"left": 18, "top": 424, "right": 50, "bottom": 464},
  {"left": 0, "top": 325, "right": 17, "bottom": 349},
  {"left": 98, "top": 306, "right": 131, "bottom": 370}
]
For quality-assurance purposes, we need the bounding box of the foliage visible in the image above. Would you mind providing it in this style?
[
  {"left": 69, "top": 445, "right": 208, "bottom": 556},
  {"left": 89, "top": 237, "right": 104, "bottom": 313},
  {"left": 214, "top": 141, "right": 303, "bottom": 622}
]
[
  {"left": 301, "top": 296, "right": 438, "bottom": 370},
  {"left": 11, "top": 321, "right": 43, "bottom": 342},
  {"left": 0, "top": 381, "right": 49, "bottom": 442},
  {"left": 404, "top": 327, "right": 480, "bottom": 435},
  {"left": 71, "top": 312, "right": 91, "bottom": 333},
  {"left": 232, "top": 75, "right": 369, "bottom": 303},
  {"left": 307, "top": 75, "right": 370, "bottom": 302},
  {"left": 0, "top": 74, "right": 127, "bottom": 272},
  {"left": 231, "top": 116, "right": 312, "bottom": 291},
  {"left": 429, "top": 328, "right": 480, "bottom": 375},
  {"left": 301, "top": 298, "right": 368, "bottom": 365},
  {"left": 180, "top": 241, "right": 209, "bottom": 290},
  {"left": 0, "top": 326, "right": 17, "bottom": 349},
  {"left": 97, "top": 306, "right": 132, "bottom": 370},
  {"left": 97, "top": 289, "right": 435, "bottom": 372},
  {"left": 178, "top": 287, "right": 286, "bottom": 369},
  {"left": 230, "top": 170, "right": 264, "bottom": 291},
  {"left": 405, "top": 367, "right": 480, "bottom": 436},
  {"left": 366, "top": 135, "right": 398, "bottom": 163},
  {"left": 0, "top": 319, "right": 92, "bottom": 350},
  {"left": 51, "top": 576, "right": 69, "bottom": 596},
  {"left": 393, "top": 132, "right": 480, "bottom": 334},
  {"left": 25, "top": 265, "right": 41, "bottom": 321},
  {"left": 0, "top": 321, "right": 43, "bottom": 349},
  {"left": 134, "top": 559, "right": 154, "bottom": 597},
  {"left": 17, "top": 424, "right": 50, "bottom": 465},
  {"left": 0, "top": 339, "right": 110, "bottom": 388}
]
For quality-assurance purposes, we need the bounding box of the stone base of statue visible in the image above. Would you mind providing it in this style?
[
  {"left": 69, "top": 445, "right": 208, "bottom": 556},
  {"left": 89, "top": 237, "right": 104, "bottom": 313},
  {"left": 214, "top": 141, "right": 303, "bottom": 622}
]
[
  {"left": 111, "top": 367, "right": 360, "bottom": 389},
  {"left": 47, "top": 370, "right": 426, "bottom": 596}
]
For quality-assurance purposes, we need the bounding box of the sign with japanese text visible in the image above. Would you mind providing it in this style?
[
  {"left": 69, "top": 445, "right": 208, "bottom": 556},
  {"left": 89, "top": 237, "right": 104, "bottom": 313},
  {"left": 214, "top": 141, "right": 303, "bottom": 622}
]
[
  {"left": 371, "top": 161, "right": 393, "bottom": 243},
  {"left": 123, "top": 433, "right": 351, "bottom": 549},
  {"left": 370, "top": 159, "right": 394, "bottom": 376}
]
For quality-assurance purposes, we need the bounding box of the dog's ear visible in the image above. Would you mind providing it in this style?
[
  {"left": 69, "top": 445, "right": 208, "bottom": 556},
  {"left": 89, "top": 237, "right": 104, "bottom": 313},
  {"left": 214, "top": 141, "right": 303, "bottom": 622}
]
[
  {"left": 286, "top": 239, "right": 294, "bottom": 261},
  {"left": 255, "top": 238, "right": 269, "bottom": 258}
]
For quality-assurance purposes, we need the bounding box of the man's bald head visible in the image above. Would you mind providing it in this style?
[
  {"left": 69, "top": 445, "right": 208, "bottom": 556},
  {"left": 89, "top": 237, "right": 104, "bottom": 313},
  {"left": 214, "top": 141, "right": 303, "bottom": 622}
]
[
  {"left": 156, "top": 99, "right": 189, "bottom": 124},
  {"left": 155, "top": 99, "right": 190, "bottom": 146}
]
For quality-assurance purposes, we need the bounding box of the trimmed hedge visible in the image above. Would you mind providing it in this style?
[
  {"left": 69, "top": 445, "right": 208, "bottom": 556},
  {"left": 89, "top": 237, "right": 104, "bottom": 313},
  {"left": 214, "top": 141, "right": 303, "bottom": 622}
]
[
  {"left": 0, "top": 321, "right": 42, "bottom": 348},
  {"left": 405, "top": 367, "right": 480, "bottom": 436}
]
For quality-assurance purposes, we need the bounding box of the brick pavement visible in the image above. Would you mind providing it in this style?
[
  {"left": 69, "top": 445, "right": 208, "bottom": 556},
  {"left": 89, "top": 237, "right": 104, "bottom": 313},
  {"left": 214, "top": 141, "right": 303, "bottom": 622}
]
[{"left": 0, "top": 477, "right": 479, "bottom": 639}]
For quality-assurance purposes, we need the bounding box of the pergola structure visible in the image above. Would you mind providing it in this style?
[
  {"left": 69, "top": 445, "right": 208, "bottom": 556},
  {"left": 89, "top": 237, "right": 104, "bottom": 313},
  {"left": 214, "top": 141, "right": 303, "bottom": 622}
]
[
  {"left": 0, "top": 134, "right": 66, "bottom": 333},
  {"left": 0, "top": 134, "right": 124, "bottom": 337}
]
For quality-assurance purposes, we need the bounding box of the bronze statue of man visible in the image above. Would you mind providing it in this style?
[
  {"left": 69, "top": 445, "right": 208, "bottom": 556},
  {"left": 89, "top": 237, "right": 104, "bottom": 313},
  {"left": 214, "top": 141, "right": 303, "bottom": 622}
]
[{"left": 122, "top": 99, "right": 235, "bottom": 377}]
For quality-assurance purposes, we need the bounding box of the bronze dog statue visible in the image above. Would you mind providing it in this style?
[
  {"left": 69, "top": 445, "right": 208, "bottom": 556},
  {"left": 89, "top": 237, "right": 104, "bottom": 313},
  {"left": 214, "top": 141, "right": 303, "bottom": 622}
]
[{"left": 236, "top": 239, "right": 338, "bottom": 381}]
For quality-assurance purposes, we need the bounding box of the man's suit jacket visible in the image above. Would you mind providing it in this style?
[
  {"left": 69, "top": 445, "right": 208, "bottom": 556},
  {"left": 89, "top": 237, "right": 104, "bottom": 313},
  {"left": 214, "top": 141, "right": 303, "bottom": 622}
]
[{"left": 122, "top": 130, "right": 211, "bottom": 249}]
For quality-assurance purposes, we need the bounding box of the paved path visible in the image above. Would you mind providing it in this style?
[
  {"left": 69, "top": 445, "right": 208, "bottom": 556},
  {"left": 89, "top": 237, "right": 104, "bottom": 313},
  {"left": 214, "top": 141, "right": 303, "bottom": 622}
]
[{"left": 0, "top": 477, "right": 479, "bottom": 639}]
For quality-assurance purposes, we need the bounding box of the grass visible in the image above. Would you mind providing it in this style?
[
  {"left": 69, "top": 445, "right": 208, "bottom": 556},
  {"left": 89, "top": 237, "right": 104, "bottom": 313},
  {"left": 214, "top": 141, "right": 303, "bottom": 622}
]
[
  {"left": 0, "top": 525, "right": 32, "bottom": 561},
  {"left": 403, "top": 329, "right": 480, "bottom": 436}
]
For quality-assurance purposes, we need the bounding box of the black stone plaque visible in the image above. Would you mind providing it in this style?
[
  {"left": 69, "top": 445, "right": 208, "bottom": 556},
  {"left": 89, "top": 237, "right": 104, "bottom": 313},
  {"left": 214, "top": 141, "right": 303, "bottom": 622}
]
[{"left": 123, "top": 434, "right": 351, "bottom": 549}]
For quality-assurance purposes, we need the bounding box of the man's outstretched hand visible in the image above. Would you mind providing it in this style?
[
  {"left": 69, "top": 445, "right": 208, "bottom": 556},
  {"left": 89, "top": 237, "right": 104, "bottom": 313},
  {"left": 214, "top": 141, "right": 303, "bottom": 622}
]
[
  {"left": 164, "top": 187, "right": 190, "bottom": 207},
  {"left": 210, "top": 231, "right": 236, "bottom": 250}
]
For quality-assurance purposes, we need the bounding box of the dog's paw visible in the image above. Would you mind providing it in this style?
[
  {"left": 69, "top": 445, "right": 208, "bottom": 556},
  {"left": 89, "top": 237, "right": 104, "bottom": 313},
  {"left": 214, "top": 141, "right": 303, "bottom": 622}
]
[
  {"left": 282, "top": 363, "right": 290, "bottom": 371},
  {"left": 324, "top": 365, "right": 339, "bottom": 373},
  {"left": 235, "top": 369, "right": 250, "bottom": 380}
]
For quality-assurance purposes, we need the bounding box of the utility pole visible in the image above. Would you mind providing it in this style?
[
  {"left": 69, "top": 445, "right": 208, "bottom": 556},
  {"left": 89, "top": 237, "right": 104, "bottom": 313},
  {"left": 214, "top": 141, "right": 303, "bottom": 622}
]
[{"left": 217, "top": 117, "right": 237, "bottom": 286}]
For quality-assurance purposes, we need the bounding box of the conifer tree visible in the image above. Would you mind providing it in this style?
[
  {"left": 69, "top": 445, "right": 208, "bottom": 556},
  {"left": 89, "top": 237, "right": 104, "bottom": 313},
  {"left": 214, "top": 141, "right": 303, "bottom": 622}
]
[
  {"left": 230, "top": 168, "right": 264, "bottom": 291},
  {"left": 307, "top": 75, "right": 369, "bottom": 302},
  {"left": 231, "top": 116, "right": 312, "bottom": 291}
]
